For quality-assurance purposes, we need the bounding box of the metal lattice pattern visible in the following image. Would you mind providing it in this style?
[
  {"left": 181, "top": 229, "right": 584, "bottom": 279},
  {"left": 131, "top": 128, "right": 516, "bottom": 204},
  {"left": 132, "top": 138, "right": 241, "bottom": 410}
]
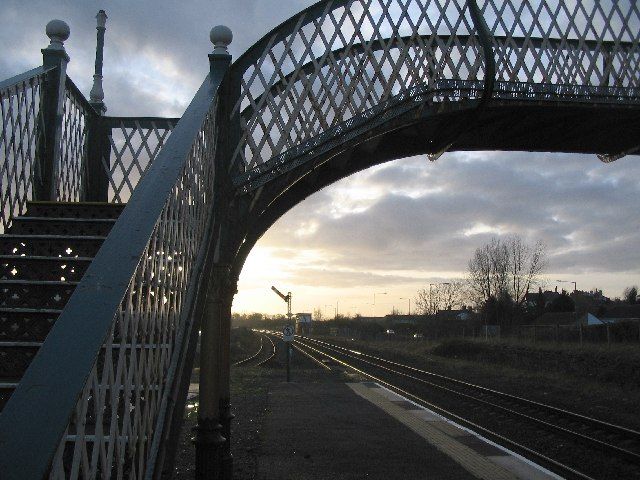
[
  {"left": 57, "top": 80, "right": 90, "bottom": 202},
  {"left": 105, "top": 119, "right": 178, "bottom": 203},
  {"left": 48, "top": 101, "right": 217, "bottom": 479},
  {"left": 0, "top": 69, "right": 45, "bottom": 233},
  {"left": 232, "top": 0, "right": 640, "bottom": 170}
]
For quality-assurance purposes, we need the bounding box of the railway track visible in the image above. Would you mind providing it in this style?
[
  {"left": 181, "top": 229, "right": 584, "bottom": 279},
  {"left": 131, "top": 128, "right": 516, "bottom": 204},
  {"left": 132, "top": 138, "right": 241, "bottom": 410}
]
[
  {"left": 233, "top": 332, "right": 276, "bottom": 367},
  {"left": 292, "top": 335, "right": 640, "bottom": 480}
]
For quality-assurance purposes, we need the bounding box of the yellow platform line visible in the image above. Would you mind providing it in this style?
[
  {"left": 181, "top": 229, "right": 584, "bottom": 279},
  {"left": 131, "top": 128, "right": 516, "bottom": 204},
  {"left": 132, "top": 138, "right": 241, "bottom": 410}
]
[{"left": 348, "top": 383, "right": 520, "bottom": 480}]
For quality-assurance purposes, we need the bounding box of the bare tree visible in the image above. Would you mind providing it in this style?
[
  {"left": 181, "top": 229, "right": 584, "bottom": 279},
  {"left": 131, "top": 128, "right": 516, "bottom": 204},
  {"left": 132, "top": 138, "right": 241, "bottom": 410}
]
[
  {"left": 414, "top": 280, "right": 466, "bottom": 315},
  {"left": 624, "top": 286, "right": 638, "bottom": 304},
  {"left": 507, "top": 235, "right": 546, "bottom": 305},
  {"left": 414, "top": 287, "right": 433, "bottom": 315},
  {"left": 467, "top": 238, "right": 509, "bottom": 304},
  {"left": 467, "top": 235, "right": 546, "bottom": 307},
  {"left": 313, "top": 307, "right": 324, "bottom": 321}
]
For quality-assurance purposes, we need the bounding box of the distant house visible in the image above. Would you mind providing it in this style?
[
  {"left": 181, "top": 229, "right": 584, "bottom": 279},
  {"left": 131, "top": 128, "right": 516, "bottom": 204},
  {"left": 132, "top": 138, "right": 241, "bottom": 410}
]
[
  {"left": 580, "top": 313, "right": 603, "bottom": 325},
  {"left": 524, "top": 288, "right": 561, "bottom": 310},
  {"left": 533, "top": 312, "right": 578, "bottom": 326},
  {"left": 385, "top": 314, "right": 420, "bottom": 325},
  {"left": 590, "top": 304, "right": 640, "bottom": 324},
  {"left": 435, "top": 308, "right": 474, "bottom": 321}
]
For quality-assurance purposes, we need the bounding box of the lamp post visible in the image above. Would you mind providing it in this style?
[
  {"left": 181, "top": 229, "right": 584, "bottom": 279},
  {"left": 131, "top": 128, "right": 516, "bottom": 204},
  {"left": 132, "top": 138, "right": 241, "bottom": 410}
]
[
  {"left": 400, "top": 297, "right": 411, "bottom": 315},
  {"left": 373, "top": 292, "right": 387, "bottom": 316},
  {"left": 428, "top": 284, "right": 436, "bottom": 315}
]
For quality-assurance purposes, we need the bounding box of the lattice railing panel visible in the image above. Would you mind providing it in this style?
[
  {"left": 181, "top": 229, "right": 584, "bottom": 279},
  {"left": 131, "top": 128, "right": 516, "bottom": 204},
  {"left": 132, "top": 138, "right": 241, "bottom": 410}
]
[
  {"left": 0, "top": 69, "right": 45, "bottom": 233},
  {"left": 105, "top": 119, "right": 178, "bottom": 203},
  {"left": 232, "top": 0, "right": 640, "bottom": 171},
  {"left": 57, "top": 79, "right": 90, "bottom": 202},
  {"left": 49, "top": 100, "right": 217, "bottom": 480},
  {"left": 481, "top": 0, "right": 640, "bottom": 87},
  {"left": 232, "top": 0, "right": 482, "bottom": 170}
]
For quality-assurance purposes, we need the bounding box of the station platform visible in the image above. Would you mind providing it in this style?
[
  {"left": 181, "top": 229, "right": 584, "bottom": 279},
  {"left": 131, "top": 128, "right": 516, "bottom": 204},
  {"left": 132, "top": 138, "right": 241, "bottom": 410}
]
[{"left": 254, "top": 372, "right": 560, "bottom": 480}]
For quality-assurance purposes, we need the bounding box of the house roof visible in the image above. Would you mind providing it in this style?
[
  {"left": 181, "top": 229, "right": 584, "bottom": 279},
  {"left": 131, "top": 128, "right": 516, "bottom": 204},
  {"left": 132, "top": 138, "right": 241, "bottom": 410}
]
[{"left": 596, "top": 304, "right": 640, "bottom": 319}]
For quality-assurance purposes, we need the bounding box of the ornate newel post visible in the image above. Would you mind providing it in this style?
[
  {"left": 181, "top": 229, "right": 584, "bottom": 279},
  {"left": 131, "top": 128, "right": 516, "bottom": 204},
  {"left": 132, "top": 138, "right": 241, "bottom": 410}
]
[
  {"left": 35, "top": 20, "right": 70, "bottom": 201},
  {"left": 194, "top": 25, "right": 233, "bottom": 480},
  {"left": 84, "top": 10, "right": 110, "bottom": 202}
]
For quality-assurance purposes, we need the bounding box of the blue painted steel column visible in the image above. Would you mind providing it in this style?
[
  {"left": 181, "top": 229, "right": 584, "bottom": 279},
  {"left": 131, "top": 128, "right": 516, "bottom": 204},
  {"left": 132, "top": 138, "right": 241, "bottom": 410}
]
[
  {"left": 194, "top": 26, "right": 234, "bottom": 480},
  {"left": 35, "top": 20, "right": 70, "bottom": 201},
  {"left": 194, "top": 265, "right": 227, "bottom": 479}
]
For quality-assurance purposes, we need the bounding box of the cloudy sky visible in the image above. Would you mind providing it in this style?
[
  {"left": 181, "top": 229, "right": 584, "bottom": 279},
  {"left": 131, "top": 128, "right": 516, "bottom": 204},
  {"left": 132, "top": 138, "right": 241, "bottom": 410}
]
[{"left": 2, "top": 1, "right": 638, "bottom": 316}]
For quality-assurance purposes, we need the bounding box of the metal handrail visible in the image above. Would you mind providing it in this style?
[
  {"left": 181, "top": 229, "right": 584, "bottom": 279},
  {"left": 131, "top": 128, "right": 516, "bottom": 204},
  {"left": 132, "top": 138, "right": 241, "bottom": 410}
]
[
  {"left": 64, "top": 76, "right": 98, "bottom": 117},
  {"left": 0, "top": 65, "right": 55, "bottom": 95},
  {"left": 0, "top": 55, "right": 231, "bottom": 479}
]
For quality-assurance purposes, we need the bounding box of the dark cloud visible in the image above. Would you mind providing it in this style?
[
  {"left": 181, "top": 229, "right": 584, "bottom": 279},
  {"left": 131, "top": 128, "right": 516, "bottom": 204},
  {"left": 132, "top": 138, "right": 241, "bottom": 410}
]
[
  {"left": 259, "top": 151, "right": 640, "bottom": 289},
  {"left": 0, "top": 0, "right": 312, "bottom": 116}
]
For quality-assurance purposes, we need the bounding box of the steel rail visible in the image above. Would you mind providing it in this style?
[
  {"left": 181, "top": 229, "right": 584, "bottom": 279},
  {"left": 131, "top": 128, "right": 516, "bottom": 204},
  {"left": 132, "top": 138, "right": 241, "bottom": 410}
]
[
  {"left": 255, "top": 334, "right": 277, "bottom": 366},
  {"left": 291, "top": 339, "right": 333, "bottom": 370},
  {"left": 291, "top": 336, "right": 595, "bottom": 480},
  {"left": 304, "top": 337, "right": 640, "bottom": 442},
  {"left": 300, "top": 337, "right": 640, "bottom": 465},
  {"left": 232, "top": 334, "right": 264, "bottom": 366}
]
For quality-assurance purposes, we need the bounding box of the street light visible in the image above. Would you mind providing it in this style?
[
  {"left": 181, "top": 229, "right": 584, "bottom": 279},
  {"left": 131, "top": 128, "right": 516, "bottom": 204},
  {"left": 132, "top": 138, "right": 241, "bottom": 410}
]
[
  {"left": 399, "top": 297, "right": 411, "bottom": 315},
  {"left": 373, "top": 292, "right": 387, "bottom": 316},
  {"left": 556, "top": 279, "right": 577, "bottom": 293}
]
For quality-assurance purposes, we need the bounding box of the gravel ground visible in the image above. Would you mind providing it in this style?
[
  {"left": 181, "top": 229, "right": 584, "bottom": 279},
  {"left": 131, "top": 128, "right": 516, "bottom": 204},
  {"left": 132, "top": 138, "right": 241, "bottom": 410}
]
[{"left": 173, "top": 332, "right": 322, "bottom": 479}]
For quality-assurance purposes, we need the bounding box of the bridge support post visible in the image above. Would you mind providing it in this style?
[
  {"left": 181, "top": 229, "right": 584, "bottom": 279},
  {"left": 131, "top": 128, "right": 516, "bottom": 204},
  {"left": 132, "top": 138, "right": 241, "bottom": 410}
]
[
  {"left": 194, "top": 264, "right": 229, "bottom": 479},
  {"left": 220, "top": 283, "right": 236, "bottom": 480},
  {"left": 35, "top": 20, "right": 70, "bottom": 201}
]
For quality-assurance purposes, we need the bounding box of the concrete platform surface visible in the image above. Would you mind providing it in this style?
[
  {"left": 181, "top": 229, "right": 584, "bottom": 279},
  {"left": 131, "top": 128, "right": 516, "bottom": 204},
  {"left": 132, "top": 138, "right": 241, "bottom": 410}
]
[{"left": 256, "top": 375, "right": 560, "bottom": 480}]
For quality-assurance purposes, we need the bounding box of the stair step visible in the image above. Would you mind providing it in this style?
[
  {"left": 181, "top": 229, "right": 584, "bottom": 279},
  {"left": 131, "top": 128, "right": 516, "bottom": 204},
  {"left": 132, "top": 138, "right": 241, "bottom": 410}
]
[
  {"left": 0, "top": 255, "right": 92, "bottom": 282},
  {"left": 0, "top": 383, "right": 14, "bottom": 412},
  {"left": 8, "top": 217, "right": 117, "bottom": 236},
  {"left": 25, "top": 201, "right": 125, "bottom": 219},
  {"left": 0, "top": 202, "right": 126, "bottom": 415},
  {"left": 0, "top": 235, "right": 107, "bottom": 257},
  {"left": 0, "top": 280, "right": 79, "bottom": 309},
  {"left": 0, "top": 343, "right": 39, "bottom": 378},
  {"left": 0, "top": 308, "right": 62, "bottom": 342}
]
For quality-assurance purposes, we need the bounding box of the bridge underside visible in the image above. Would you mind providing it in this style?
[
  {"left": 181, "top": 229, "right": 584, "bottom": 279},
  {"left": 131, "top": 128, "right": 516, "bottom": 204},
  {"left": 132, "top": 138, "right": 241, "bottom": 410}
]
[
  {"left": 247, "top": 100, "right": 640, "bottom": 212},
  {"left": 420, "top": 103, "right": 640, "bottom": 154}
]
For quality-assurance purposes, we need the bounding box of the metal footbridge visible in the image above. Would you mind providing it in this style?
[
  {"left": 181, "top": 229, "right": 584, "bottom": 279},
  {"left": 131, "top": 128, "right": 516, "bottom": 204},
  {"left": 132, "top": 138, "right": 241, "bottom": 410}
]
[{"left": 0, "top": 1, "right": 638, "bottom": 478}]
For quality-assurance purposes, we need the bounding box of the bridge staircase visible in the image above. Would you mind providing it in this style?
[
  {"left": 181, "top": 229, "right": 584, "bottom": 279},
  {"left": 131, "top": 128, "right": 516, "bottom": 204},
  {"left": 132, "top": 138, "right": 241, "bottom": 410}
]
[{"left": 0, "top": 202, "right": 124, "bottom": 413}]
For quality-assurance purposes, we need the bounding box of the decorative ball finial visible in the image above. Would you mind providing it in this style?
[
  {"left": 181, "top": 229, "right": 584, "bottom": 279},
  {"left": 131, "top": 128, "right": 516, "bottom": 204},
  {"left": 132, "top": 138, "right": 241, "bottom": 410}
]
[
  {"left": 45, "top": 19, "right": 70, "bottom": 50},
  {"left": 210, "top": 25, "right": 232, "bottom": 54}
]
